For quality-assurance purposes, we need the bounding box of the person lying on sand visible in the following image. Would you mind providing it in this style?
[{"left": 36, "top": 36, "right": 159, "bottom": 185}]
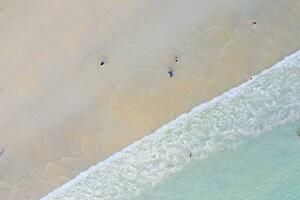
[{"left": 168, "top": 69, "right": 174, "bottom": 77}]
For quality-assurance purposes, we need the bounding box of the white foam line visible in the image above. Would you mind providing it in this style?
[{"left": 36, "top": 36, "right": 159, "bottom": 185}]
[{"left": 42, "top": 50, "right": 300, "bottom": 200}]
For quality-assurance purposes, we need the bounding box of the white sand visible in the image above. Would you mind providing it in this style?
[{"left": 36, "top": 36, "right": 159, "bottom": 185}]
[
  {"left": 41, "top": 49, "right": 300, "bottom": 200},
  {"left": 0, "top": 0, "right": 300, "bottom": 199}
]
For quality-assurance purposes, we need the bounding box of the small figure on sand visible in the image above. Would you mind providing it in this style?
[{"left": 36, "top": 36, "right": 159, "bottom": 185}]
[
  {"left": 246, "top": 73, "right": 253, "bottom": 80},
  {"left": 250, "top": 20, "right": 257, "bottom": 26},
  {"left": 0, "top": 146, "right": 7, "bottom": 157},
  {"left": 175, "top": 55, "right": 178, "bottom": 63},
  {"left": 168, "top": 69, "right": 174, "bottom": 77},
  {"left": 189, "top": 152, "right": 192, "bottom": 158},
  {"left": 99, "top": 58, "right": 109, "bottom": 68},
  {"left": 167, "top": 55, "right": 179, "bottom": 77}
]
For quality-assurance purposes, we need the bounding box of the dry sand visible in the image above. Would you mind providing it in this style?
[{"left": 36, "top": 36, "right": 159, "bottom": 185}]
[{"left": 0, "top": 0, "right": 300, "bottom": 199}]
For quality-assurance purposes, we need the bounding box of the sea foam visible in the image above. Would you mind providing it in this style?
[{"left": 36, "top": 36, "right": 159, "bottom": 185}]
[{"left": 42, "top": 49, "right": 300, "bottom": 200}]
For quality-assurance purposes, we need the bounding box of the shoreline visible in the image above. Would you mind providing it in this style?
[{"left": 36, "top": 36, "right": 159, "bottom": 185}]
[
  {"left": 1, "top": 0, "right": 300, "bottom": 199},
  {"left": 41, "top": 49, "right": 300, "bottom": 199}
]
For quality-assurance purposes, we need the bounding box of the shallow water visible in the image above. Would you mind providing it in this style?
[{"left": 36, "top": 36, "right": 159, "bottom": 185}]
[
  {"left": 42, "top": 50, "right": 300, "bottom": 200},
  {"left": 136, "top": 119, "right": 300, "bottom": 200}
]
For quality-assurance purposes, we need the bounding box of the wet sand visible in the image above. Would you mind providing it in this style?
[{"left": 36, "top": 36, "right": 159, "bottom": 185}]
[{"left": 0, "top": 0, "right": 300, "bottom": 199}]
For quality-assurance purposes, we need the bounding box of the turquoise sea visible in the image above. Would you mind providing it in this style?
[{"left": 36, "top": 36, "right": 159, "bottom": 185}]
[
  {"left": 42, "top": 50, "right": 300, "bottom": 200},
  {"left": 136, "top": 119, "right": 300, "bottom": 200}
]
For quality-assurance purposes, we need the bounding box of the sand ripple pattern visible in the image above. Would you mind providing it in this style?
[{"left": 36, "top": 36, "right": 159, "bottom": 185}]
[{"left": 42, "top": 50, "right": 300, "bottom": 200}]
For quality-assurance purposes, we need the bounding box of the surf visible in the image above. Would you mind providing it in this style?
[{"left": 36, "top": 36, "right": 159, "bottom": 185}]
[{"left": 42, "top": 49, "right": 300, "bottom": 200}]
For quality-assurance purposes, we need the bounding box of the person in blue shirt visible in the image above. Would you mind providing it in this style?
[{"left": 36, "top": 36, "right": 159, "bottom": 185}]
[{"left": 168, "top": 69, "right": 174, "bottom": 77}]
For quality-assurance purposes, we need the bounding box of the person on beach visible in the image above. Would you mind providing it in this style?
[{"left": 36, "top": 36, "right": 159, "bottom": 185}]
[
  {"left": 0, "top": 146, "right": 7, "bottom": 157},
  {"left": 168, "top": 69, "right": 174, "bottom": 77},
  {"left": 246, "top": 73, "right": 252, "bottom": 80},
  {"left": 250, "top": 20, "right": 257, "bottom": 25},
  {"left": 167, "top": 55, "right": 179, "bottom": 77},
  {"left": 175, "top": 55, "right": 178, "bottom": 63},
  {"left": 99, "top": 58, "right": 109, "bottom": 68}
]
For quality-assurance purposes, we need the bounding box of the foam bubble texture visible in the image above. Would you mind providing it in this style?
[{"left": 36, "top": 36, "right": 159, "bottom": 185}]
[{"left": 42, "top": 50, "right": 300, "bottom": 200}]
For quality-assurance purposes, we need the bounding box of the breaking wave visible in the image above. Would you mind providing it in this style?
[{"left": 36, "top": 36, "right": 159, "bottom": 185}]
[{"left": 42, "top": 49, "right": 300, "bottom": 200}]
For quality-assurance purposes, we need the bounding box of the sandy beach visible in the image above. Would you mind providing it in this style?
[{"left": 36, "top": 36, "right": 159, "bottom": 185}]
[{"left": 0, "top": 0, "right": 300, "bottom": 199}]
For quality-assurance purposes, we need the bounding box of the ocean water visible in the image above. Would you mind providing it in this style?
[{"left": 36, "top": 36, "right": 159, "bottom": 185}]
[
  {"left": 136, "top": 119, "right": 300, "bottom": 200},
  {"left": 42, "top": 50, "right": 300, "bottom": 200}
]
